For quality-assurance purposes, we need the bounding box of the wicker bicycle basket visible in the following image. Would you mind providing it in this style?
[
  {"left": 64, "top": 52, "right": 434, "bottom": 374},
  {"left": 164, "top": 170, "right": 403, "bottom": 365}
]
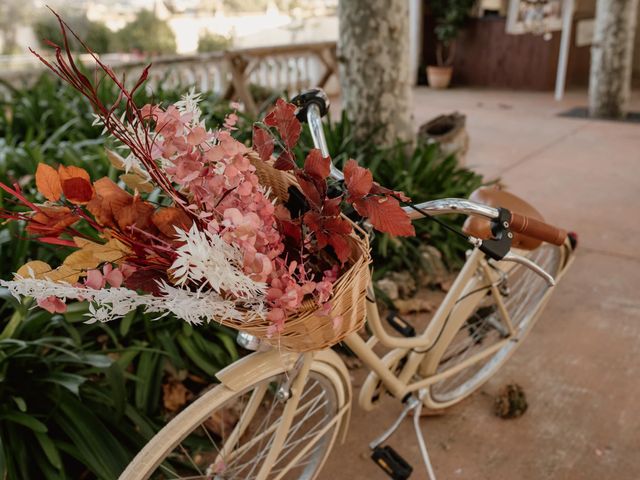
[{"left": 219, "top": 151, "right": 371, "bottom": 352}]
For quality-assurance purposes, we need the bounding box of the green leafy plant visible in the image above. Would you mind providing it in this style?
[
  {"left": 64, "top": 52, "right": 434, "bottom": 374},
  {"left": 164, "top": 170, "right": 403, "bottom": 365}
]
[
  {"left": 0, "top": 291, "right": 238, "bottom": 479},
  {"left": 430, "top": 0, "right": 476, "bottom": 66}
]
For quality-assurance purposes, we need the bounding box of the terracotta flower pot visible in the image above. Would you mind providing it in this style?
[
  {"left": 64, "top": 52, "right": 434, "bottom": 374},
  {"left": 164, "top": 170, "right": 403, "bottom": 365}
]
[{"left": 426, "top": 66, "right": 453, "bottom": 89}]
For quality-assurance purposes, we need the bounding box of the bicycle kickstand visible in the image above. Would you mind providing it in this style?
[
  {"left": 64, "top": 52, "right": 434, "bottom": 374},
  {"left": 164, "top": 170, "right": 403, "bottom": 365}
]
[{"left": 369, "top": 389, "right": 437, "bottom": 480}]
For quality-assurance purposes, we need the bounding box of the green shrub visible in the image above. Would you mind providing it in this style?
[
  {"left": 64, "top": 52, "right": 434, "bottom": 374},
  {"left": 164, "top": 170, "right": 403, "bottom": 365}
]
[
  {"left": 33, "top": 13, "right": 115, "bottom": 53},
  {"left": 0, "top": 293, "right": 238, "bottom": 479},
  {"left": 112, "top": 10, "right": 177, "bottom": 55},
  {"left": 197, "top": 31, "right": 232, "bottom": 52}
]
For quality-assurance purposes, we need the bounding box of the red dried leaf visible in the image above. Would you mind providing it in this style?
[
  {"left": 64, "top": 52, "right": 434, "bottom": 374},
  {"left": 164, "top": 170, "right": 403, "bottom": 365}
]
[
  {"left": 355, "top": 196, "right": 415, "bottom": 237},
  {"left": 152, "top": 207, "right": 193, "bottom": 237},
  {"left": 61, "top": 177, "right": 94, "bottom": 204},
  {"left": 280, "top": 219, "right": 302, "bottom": 243},
  {"left": 344, "top": 159, "right": 373, "bottom": 200},
  {"left": 370, "top": 182, "right": 411, "bottom": 203},
  {"left": 264, "top": 99, "right": 301, "bottom": 149},
  {"left": 304, "top": 149, "right": 330, "bottom": 180},
  {"left": 35, "top": 163, "right": 62, "bottom": 202},
  {"left": 322, "top": 195, "right": 342, "bottom": 217},
  {"left": 252, "top": 125, "right": 274, "bottom": 162},
  {"left": 124, "top": 268, "right": 166, "bottom": 295},
  {"left": 303, "top": 211, "right": 353, "bottom": 263},
  {"left": 295, "top": 173, "right": 322, "bottom": 208},
  {"left": 328, "top": 234, "right": 351, "bottom": 264},
  {"left": 273, "top": 150, "right": 296, "bottom": 171}
]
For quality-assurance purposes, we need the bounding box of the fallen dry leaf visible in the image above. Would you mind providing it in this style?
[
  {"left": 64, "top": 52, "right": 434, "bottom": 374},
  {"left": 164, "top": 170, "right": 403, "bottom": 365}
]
[
  {"left": 393, "top": 298, "right": 434, "bottom": 314},
  {"left": 204, "top": 408, "right": 239, "bottom": 437},
  {"left": 162, "top": 380, "right": 192, "bottom": 412}
]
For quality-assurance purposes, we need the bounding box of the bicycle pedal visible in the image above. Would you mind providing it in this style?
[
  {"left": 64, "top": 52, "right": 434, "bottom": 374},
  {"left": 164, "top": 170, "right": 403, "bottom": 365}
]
[{"left": 371, "top": 445, "right": 413, "bottom": 479}]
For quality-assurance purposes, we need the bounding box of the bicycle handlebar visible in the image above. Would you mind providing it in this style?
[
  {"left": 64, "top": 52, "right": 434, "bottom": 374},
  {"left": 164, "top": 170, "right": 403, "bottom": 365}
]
[
  {"left": 509, "top": 213, "right": 567, "bottom": 246},
  {"left": 295, "top": 87, "right": 567, "bottom": 255}
]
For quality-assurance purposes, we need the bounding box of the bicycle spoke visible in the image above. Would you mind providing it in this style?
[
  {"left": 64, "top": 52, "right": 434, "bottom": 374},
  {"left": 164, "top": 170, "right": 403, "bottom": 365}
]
[
  {"left": 430, "top": 245, "right": 561, "bottom": 403},
  {"left": 222, "top": 388, "right": 327, "bottom": 476}
]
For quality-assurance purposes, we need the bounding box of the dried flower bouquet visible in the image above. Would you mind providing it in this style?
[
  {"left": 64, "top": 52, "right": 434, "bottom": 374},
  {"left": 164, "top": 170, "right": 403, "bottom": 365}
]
[{"left": 0, "top": 14, "right": 414, "bottom": 339}]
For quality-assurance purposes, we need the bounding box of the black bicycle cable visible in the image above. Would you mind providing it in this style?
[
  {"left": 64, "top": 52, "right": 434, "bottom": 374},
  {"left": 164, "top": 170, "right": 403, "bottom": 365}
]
[{"left": 400, "top": 200, "right": 471, "bottom": 242}]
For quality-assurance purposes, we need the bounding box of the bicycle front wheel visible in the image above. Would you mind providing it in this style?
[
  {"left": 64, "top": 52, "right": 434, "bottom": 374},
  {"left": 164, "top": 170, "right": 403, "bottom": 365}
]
[
  {"left": 423, "top": 243, "right": 564, "bottom": 409},
  {"left": 120, "top": 357, "right": 345, "bottom": 480}
]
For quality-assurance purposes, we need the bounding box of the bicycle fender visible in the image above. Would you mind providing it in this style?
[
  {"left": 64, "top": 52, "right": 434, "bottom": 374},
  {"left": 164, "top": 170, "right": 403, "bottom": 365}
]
[{"left": 215, "top": 349, "right": 300, "bottom": 391}]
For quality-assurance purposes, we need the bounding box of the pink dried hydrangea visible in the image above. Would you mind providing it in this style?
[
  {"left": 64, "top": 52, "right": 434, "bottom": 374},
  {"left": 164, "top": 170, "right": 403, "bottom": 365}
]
[{"left": 142, "top": 102, "right": 338, "bottom": 333}]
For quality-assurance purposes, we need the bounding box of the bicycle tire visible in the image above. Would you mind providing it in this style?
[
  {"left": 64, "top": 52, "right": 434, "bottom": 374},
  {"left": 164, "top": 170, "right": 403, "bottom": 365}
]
[
  {"left": 119, "top": 359, "right": 345, "bottom": 480},
  {"left": 422, "top": 243, "right": 564, "bottom": 409}
]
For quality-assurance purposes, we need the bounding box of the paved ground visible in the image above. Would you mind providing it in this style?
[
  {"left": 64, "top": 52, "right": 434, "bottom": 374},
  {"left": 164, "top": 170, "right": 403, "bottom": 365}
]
[{"left": 321, "top": 88, "right": 640, "bottom": 480}]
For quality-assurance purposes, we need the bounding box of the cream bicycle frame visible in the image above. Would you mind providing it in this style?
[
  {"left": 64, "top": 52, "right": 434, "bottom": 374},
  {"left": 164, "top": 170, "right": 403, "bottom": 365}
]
[{"left": 343, "top": 240, "right": 573, "bottom": 408}]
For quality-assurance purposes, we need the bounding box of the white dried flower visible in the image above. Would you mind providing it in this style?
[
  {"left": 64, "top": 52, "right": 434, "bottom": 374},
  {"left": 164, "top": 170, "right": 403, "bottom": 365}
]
[
  {"left": 0, "top": 275, "right": 265, "bottom": 326},
  {"left": 175, "top": 87, "right": 203, "bottom": 125},
  {"left": 170, "top": 224, "right": 266, "bottom": 299}
]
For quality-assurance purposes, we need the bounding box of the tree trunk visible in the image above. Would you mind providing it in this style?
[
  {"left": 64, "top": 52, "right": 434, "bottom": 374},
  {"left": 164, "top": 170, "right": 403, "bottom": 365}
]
[
  {"left": 338, "top": 0, "right": 414, "bottom": 147},
  {"left": 588, "top": 0, "right": 639, "bottom": 118}
]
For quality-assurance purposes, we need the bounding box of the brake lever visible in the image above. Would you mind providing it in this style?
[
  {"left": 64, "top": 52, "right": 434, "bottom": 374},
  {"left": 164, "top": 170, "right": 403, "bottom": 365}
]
[{"left": 500, "top": 252, "right": 556, "bottom": 287}]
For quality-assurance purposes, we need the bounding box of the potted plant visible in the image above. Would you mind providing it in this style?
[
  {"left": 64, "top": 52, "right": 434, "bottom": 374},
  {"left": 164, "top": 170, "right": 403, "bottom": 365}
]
[{"left": 427, "top": 0, "right": 476, "bottom": 89}]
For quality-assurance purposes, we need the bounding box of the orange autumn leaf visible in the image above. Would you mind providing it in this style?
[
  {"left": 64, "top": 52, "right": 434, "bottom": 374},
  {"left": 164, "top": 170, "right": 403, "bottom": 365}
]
[
  {"left": 27, "top": 205, "right": 78, "bottom": 235},
  {"left": 62, "top": 248, "right": 101, "bottom": 271},
  {"left": 74, "top": 237, "right": 130, "bottom": 263},
  {"left": 151, "top": 207, "right": 193, "bottom": 237},
  {"left": 58, "top": 165, "right": 91, "bottom": 183},
  {"left": 16, "top": 260, "right": 53, "bottom": 279},
  {"left": 16, "top": 261, "right": 80, "bottom": 284},
  {"left": 87, "top": 178, "right": 133, "bottom": 227},
  {"left": 35, "top": 163, "right": 62, "bottom": 202},
  {"left": 116, "top": 197, "right": 156, "bottom": 232}
]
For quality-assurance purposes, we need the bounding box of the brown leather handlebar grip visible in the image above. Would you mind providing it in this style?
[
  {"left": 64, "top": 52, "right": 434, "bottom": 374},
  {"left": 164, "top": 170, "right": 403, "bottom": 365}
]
[{"left": 510, "top": 213, "right": 567, "bottom": 246}]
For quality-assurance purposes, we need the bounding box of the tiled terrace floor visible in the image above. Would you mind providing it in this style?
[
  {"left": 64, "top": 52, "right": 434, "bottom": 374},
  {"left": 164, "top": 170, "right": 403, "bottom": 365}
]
[{"left": 322, "top": 88, "right": 640, "bottom": 480}]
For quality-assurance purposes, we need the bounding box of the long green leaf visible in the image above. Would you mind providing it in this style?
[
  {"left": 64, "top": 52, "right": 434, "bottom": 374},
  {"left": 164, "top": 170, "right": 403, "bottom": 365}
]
[
  {"left": 35, "top": 431, "right": 63, "bottom": 471},
  {"left": 0, "top": 411, "right": 48, "bottom": 433}
]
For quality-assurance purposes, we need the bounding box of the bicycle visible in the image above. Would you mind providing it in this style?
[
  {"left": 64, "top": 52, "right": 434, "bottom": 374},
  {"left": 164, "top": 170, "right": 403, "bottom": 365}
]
[{"left": 119, "top": 89, "right": 576, "bottom": 480}]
